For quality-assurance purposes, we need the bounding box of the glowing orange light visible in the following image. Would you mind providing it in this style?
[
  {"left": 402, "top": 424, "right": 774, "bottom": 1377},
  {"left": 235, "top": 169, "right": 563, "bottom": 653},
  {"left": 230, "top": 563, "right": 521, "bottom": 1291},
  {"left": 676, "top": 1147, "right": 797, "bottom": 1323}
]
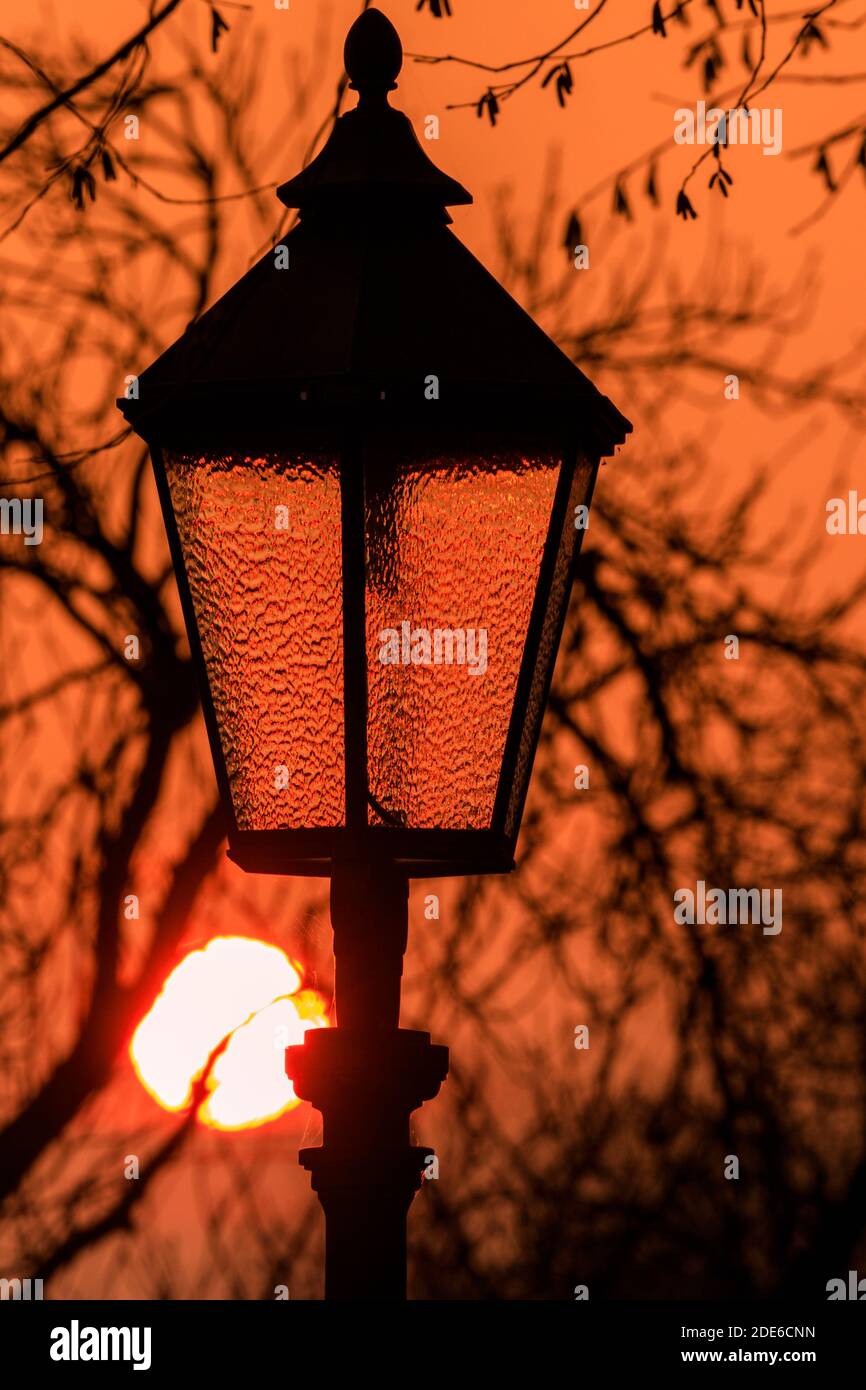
[{"left": 130, "top": 936, "right": 328, "bottom": 1130}]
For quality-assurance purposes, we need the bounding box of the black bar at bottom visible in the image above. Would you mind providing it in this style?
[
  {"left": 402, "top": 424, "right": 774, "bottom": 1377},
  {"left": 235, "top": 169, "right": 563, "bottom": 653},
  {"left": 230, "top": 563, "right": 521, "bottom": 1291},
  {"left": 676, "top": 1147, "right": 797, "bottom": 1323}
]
[{"left": 4, "top": 1297, "right": 862, "bottom": 1376}]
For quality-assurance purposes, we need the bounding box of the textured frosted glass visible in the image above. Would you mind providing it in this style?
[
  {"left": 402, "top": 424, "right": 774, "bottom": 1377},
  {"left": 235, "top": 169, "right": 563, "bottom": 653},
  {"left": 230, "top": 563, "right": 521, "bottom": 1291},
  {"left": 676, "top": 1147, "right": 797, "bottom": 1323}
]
[
  {"left": 365, "top": 450, "right": 561, "bottom": 830},
  {"left": 164, "top": 452, "right": 344, "bottom": 829}
]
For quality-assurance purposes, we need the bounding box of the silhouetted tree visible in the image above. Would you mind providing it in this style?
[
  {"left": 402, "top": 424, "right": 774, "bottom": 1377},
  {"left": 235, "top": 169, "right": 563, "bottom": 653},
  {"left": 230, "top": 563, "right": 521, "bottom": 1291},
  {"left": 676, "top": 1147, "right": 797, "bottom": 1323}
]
[{"left": 2, "top": 1, "right": 865, "bottom": 1300}]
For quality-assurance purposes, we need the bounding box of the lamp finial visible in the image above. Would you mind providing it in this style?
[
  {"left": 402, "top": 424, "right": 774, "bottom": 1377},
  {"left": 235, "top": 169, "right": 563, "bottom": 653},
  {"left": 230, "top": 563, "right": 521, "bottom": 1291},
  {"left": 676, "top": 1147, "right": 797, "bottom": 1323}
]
[{"left": 344, "top": 8, "right": 403, "bottom": 105}]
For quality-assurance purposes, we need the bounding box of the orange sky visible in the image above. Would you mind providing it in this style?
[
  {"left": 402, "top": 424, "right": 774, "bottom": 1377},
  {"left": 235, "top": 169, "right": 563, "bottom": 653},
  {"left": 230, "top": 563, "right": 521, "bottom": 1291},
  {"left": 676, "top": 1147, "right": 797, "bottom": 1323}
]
[
  {"left": 2, "top": 0, "right": 866, "bottom": 1297},
  {"left": 7, "top": 0, "right": 863, "bottom": 597},
  {"left": 3, "top": 0, "right": 864, "bottom": 988}
]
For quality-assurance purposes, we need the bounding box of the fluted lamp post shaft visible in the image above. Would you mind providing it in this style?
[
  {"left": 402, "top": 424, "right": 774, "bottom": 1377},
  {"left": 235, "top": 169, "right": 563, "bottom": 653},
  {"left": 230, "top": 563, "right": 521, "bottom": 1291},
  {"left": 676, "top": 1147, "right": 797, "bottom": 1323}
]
[{"left": 287, "top": 863, "right": 447, "bottom": 1300}]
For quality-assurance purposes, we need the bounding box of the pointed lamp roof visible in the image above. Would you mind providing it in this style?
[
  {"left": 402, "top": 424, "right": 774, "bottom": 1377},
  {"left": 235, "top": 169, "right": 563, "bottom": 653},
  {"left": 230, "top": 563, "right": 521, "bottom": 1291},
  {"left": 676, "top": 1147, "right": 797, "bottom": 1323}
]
[{"left": 118, "top": 9, "right": 631, "bottom": 458}]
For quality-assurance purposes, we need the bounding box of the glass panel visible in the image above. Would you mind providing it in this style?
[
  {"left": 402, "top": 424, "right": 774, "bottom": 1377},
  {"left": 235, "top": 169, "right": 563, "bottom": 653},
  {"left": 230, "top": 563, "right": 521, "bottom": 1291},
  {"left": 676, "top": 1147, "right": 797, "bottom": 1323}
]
[
  {"left": 364, "top": 447, "right": 561, "bottom": 830},
  {"left": 505, "top": 454, "right": 596, "bottom": 837},
  {"left": 164, "top": 452, "right": 344, "bottom": 830}
]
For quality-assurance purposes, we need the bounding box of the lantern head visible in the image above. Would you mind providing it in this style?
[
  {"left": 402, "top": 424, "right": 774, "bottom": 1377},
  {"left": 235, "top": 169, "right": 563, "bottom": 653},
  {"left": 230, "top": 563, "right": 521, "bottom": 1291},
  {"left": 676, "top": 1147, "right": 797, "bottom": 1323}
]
[{"left": 118, "top": 9, "right": 631, "bottom": 878}]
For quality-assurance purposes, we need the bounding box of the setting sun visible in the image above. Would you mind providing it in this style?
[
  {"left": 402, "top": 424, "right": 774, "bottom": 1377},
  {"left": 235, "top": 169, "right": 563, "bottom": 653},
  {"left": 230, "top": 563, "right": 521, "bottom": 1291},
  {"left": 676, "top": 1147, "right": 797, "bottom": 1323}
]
[{"left": 130, "top": 936, "right": 329, "bottom": 1130}]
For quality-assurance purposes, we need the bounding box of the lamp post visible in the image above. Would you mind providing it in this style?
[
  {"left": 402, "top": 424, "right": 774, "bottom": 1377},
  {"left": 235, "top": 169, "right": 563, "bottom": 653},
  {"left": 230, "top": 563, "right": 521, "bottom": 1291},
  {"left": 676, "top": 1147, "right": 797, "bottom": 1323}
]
[{"left": 118, "top": 7, "right": 630, "bottom": 1301}]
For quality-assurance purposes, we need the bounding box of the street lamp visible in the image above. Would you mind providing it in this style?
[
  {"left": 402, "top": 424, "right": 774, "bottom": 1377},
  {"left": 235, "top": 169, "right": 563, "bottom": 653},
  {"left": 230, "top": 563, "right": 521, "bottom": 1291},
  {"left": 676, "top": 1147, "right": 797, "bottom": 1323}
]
[{"left": 118, "top": 7, "right": 630, "bottom": 1301}]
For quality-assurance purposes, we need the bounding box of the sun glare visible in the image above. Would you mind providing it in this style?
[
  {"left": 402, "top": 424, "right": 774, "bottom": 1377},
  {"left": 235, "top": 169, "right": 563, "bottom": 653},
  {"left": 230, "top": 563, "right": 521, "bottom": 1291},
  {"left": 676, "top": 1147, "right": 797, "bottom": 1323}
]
[{"left": 130, "top": 936, "right": 328, "bottom": 1130}]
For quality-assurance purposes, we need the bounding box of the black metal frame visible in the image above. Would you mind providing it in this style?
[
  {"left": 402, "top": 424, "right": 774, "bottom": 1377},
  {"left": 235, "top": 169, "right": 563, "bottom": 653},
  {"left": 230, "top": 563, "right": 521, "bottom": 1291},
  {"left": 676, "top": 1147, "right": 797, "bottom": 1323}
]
[
  {"left": 149, "top": 434, "right": 596, "bottom": 878},
  {"left": 494, "top": 450, "right": 584, "bottom": 836}
]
